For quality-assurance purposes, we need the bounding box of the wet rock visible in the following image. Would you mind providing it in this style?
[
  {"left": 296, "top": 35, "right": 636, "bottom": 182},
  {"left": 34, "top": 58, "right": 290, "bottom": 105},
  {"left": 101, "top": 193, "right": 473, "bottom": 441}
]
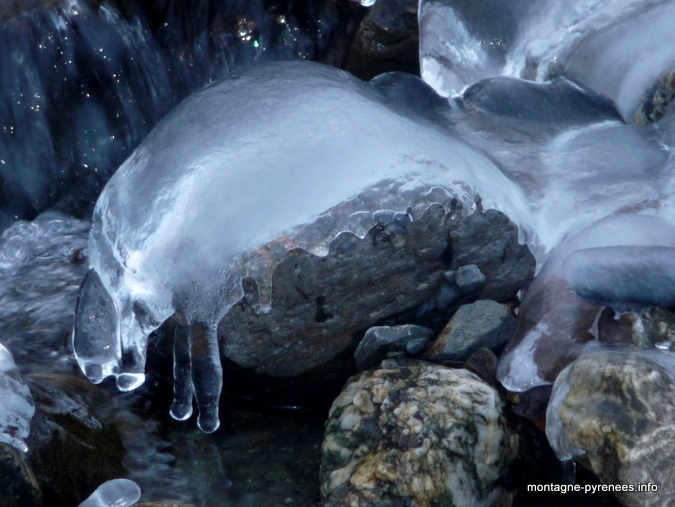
[
  {"left": 213, "top": 204, "right": 534, "bottom": 404},
  {"left": 597, "top": 306, "right": 675, "bottom": 350},
  {"left": 0, "top": 443, "right": 42, "bottom": 507},
  {"left": 320, "top": 359, "right": 519, "bottom": 506},
  {"left": 354, "top": 324, "right": 434, "bottom": 370},
  {"left": 454, "top": 263, "right": 487, "bottom": 293},
  {"left": 23, "top": 374, "right": 127, "bottom": 507},
  {"left": 346, "top": 0, "right": 419, "bottom": 80},
  {"left": 425, "top": 300, "right": 516, "bottom": 363},
  {"left": 0, "top": 372, "right": 128, "bottom": 507},
  {"left": 563, "top": 246, "right": 675, "bottom": 310},
  {"left": 462, "top": 347, "right": 499, "bottom": 386},
  {"left": 546, "top": 347, "right": 675, "bottom": 507}
]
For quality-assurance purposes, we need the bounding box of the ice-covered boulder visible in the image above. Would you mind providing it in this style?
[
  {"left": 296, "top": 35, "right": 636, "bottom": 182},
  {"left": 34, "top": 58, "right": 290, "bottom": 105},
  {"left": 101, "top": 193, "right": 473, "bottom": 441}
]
[
  {"left": 72, "top": 59, "right": 532, "bottom": 432},
  {"left": 420, "top": 0, "right": 675, "bottom": 124}
]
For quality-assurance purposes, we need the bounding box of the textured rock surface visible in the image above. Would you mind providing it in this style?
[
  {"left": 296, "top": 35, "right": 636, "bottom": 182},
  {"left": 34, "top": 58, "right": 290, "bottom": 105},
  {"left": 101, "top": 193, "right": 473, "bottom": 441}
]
[
  {"left": 0, "top": 443, "right": 42, "bottom": 507},
  {"left": 218, "top": 204, "right": 534, "bottom": 389},
  {"left": 23, "top": 374, "right": 127, "bottom": 507},
  {"left": 425, "top": 299, "right": 516, "bottom": 362},
  {"left": 346, "top": 0, "right": 419, "bottom": 80},
  {"left": 354, "top": 324, "right": 433, "bottom": 370},
  {"left": 320, "top": 359, "right": 519, "bottom": 506},
  {"left": 597, "top": 307, "right": 675, "bottom": 351},
  {"left": 546, "top": 348, "right": 675, "bottom": 507}
]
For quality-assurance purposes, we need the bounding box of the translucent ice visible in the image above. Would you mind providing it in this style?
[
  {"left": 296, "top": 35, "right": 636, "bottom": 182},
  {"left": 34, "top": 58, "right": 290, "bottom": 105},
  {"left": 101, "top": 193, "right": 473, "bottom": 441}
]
[
  {"left": 78, "top": 479, "right": 141, "bottom": 507},
  {"left": 497, "top": 215, "right": 675, "bottom": 392},
  {"left": 564, "top": 246, "right": 675, "bottom": 309},
  {"left": 73, "top": 60, "right": 530, "bottom": 432},
  {"left": 419, "top": 0, "right": 528, "bottom": 96},
  {"left": 421, "top": 0, "right": 675, "bottom": 123},
  {"left": 0, "top": 342, "right": 35, "bottom": 452}
]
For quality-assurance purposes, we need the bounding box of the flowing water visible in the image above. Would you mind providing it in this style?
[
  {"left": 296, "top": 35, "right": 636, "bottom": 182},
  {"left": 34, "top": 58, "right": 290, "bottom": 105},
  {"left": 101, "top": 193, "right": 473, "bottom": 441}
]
[{"left": 4, "top": 0, "right": 675, "bottom": 505}]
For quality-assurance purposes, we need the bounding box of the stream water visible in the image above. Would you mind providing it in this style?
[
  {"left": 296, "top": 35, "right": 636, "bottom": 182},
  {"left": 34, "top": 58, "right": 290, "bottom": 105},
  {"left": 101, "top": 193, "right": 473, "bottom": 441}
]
[{"left": 3, "top": 0, "right": 675, "bottom": 505}]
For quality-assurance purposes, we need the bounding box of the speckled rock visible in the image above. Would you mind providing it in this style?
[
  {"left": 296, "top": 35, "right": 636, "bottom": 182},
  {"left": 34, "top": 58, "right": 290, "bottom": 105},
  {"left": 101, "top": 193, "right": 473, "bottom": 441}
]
[
  {"left": 597, "top": 307, "right": 675, "bottom": 351},
  {"left": 425, "top": 300, "right": 516, "bottom": 363},
  {"left": 634, "top": 66, "right": 675, "bottom": 125},
  {"left": 546, "top": 348, "right": 675, "bottom": 507},
  {"left": 320, "top": 359, "right": 519, "bottom": 506}
]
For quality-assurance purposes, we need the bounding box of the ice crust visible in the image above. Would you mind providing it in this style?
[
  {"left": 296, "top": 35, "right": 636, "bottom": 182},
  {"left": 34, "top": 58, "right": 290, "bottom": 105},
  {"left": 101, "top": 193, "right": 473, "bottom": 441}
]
[
  {"left": 78, "top": 479, "right": 141, "bottom": 507},
  {"left": 497, "top": 215, "right": 675, "bottom": 392},
  {"left": 73, "top": 60, "right": 530, "bottom": 432},
  {"left": 0, "top": 342, "right": 35, "bottom": 452},
  {"left": 74, "top": 0, "right": 675, "bottom": 434},
  {"left": 420, "top": 0, "right": 675, "bottom": 123}
]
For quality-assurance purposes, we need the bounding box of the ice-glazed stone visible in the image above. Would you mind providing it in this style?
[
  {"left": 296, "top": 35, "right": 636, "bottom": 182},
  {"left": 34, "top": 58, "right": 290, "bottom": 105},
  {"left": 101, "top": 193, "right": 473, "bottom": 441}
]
[
  {"left": 497, "top": 214, "right": 675, "bottom": 394},
  {"left": 564, "top": 246, "right": 675, "bottom": 309},
  {"left": 0, "top": 343, "right": 34, "bottom": 452},
  {"left": 78, "top": 478, "right": 141, "bottom": 507},
  {"left": 546, "top": 346, "right": 675, "bottom": 507},
  {"left": 421, "top": 0, "right": 675, "bottom": 123},
  {"left": 73, "top": 60, "right": 531, "bottom": 433}
]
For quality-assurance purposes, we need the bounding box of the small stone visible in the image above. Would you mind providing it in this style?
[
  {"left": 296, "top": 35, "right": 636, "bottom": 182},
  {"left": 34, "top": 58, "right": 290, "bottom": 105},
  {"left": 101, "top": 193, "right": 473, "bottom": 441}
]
[
  {"left": 462, "top": 347, "right": 499, "bottom": 386},
  {"left": 455, "top": 264, "right": 486, "bottom": 293},
  {"left": 425, "top": 300, "right": 516, "bottom": 363},
  {"left": 354, "top": 325, "right": 434, "bottom": 371}
]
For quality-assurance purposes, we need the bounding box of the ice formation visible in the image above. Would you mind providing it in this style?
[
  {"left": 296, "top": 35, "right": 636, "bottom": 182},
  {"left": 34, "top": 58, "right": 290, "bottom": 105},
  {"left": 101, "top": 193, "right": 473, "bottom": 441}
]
[
  {"left": 73, "top": 60, "right": 530, "bottom": 432},
  {"left": 564, "top": 246, "right": 675, "bottom": 309},
  {"left": 72, "top": 0, "right": 675, "bottom": 435},
  {"left": 78, "top": 479, "right": 141, "bottom": 507},
  {"left": 420, "top": 0, "right": 675, "bottom": 123},
  {"left": 0, "top": 342, "right": 35, "bottom": 452},
  {"left": 497, "top": 215, "right": 675, "bottom": 392}
]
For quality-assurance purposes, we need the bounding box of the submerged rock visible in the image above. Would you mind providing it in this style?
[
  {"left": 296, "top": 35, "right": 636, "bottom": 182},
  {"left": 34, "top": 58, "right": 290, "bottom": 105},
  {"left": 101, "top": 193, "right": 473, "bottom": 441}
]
[
  {"left": 320, "top": 359, "right": 519, "bottom": 506},
  {"left": 546, "top": 347, "right": 675, "bottom": 507},
  {"left": 21, "top": 374, "right": 127, "bottom": 507},
  {"left": 0, "top": 443, "right": 42, "bottom": 507}
]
